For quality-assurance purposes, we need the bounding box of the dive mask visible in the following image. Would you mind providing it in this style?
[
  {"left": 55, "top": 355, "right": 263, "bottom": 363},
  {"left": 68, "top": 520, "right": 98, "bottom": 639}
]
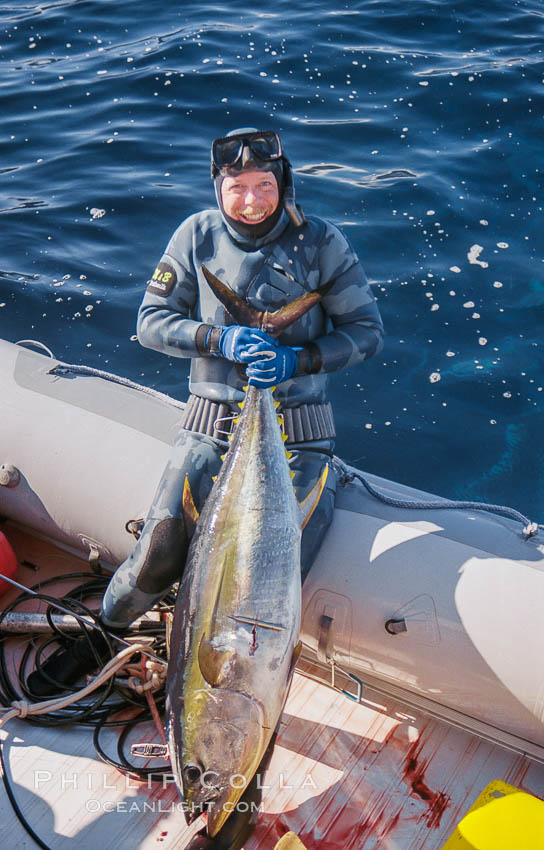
[{"left": 211, "top": 130, "right": 283, "bottom": 177}]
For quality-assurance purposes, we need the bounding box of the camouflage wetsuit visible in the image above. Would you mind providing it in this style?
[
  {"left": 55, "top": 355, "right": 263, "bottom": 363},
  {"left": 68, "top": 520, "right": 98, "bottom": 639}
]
[{"left": 101, "top": 208, "right": 384, "bottom": 629}]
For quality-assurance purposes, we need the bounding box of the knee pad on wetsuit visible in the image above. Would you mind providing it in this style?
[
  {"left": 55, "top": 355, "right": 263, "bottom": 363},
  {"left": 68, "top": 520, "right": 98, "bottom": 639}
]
[{"left": 135, "top": 517, "right": 188, "bottom": 594}]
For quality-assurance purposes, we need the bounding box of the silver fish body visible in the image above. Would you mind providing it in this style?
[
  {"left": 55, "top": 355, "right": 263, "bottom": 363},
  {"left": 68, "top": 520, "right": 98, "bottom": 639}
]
[{"left": 166, "top": 385, "right": 302, "bottom": 836}]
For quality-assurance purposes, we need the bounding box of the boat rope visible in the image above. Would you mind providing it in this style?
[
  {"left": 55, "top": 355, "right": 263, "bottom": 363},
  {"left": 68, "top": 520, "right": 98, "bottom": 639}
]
[
  {"left": 0, "top": 644, "right": 167, "bottom": 728},
  {"left": 140, "top": 656, "right": 169, "bottom": 747},
  {"left": 0, "top": 571, "right": 173, "bottom": 849},
  {"left": 115, "top": 658, "right": 167, "bottom": 694},
  {"left": 15, "top": 339, "right": 185, "bottom": 410},
  {"left": 333, "top": 458, "right": 543, "bottom": 541},
  {"left": 46, "top": 361, "right": 186, "bottom": 410},
  {"left": 15, "top": 339, "right": 185, "bottom": 411},
  {"left": 15, "top": 339, "right": 56, "bottom": 358},
  {"left": 0, "top": 570, "right": 171, "bottom": 739}
]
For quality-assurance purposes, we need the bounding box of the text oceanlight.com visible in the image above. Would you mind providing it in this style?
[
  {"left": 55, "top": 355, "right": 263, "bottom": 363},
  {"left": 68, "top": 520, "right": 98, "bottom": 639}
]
[{"left": 85, "top": 800, "right": 265, "bottom": 814}]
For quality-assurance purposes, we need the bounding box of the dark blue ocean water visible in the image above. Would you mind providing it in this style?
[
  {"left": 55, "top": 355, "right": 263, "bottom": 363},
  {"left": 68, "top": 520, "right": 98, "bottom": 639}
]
[{"left": 1, "top": 0, "right": 543, "bottom": 521}]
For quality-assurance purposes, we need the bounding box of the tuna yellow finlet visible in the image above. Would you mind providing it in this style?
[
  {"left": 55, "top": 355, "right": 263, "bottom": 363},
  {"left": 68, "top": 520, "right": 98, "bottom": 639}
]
[{"left": 182, "top": 474, "right": 199, "bottom": 531}]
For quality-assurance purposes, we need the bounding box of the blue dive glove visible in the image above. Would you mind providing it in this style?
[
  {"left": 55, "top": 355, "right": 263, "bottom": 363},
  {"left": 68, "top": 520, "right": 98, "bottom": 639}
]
[
  {"left": 218, "top": 326, "right": 275, "bottom": 362},
  {"left": 244, "top": 342, "right": 298, "bottom": 388}
]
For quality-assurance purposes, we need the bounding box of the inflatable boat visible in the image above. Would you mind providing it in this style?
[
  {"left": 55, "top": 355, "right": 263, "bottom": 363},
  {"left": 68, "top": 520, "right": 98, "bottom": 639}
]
[{"left": 1, "top": 336, "right": 544, "bottom": 849}]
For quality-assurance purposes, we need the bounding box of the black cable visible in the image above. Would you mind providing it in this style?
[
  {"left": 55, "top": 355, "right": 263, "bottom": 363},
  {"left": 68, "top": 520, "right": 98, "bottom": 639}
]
[
  {"left": 0, "top": 573, "right": 170, "bottom": 725},
  {"left": 92, "top": 710, "right": 171, "bottom": 781},
  {"left": 6, "top": 594, "right": 117, "bottom": 723},
  {"left": 116, "top": 711, "right": 171, "bottom": 779},
  {"left": 0, "top": 578, "right": 147, "bottom": 710},
  {"left": 0, "top": 739, "right": 54, "bottom": 850},
  {"left": 0, "top": 570, "right": 171, "bottom": 847}
]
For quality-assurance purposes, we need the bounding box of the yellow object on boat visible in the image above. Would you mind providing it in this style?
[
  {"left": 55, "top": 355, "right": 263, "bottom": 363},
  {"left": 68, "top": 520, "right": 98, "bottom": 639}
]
[
  {"left": 274, "top": 832, "right": 308, "bottom": 850},
  {"left": 441, "top": 780, "right": 544, "bottom": 849}
]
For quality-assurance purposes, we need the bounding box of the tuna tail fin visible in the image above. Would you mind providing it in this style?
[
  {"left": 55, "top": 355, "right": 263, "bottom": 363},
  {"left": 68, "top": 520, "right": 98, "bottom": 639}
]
[
  {"left": 201, "top": 264, "right": 334, "bottom": 338},
  {"left": 298, "top": 464, "right": 329, "bottom": 531},
  {"left": 202, "top": 265, "right": 263, "bottom": 328},
  {"left": 274, "top": 833, "right": 309, "bottom": 850}
]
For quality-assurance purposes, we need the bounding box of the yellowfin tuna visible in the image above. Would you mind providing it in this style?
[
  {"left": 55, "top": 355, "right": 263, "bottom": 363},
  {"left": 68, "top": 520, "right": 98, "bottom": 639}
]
[{"left": 165, "top": 385, "right": 325, "bottom": 836}]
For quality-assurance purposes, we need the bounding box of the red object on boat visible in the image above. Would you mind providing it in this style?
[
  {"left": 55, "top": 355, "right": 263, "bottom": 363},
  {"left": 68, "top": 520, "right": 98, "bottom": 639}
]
[{"left": 0, "top": 531, "right": 18, "bottom": 596}]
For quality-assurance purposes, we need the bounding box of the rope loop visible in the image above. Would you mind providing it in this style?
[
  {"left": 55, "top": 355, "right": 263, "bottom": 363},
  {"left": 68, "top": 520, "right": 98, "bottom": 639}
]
[
  {"left": 47, "top": 362, "right": 185, "bottom": 410},
  {"left": 333, "top": 457, "right": 541, "bottom": 542},
  {"left": 10, "top": 700, "right": 29, "bottom": 719},
  {"left": 127, "top": 659, "right": 167, "bottom": 694}
]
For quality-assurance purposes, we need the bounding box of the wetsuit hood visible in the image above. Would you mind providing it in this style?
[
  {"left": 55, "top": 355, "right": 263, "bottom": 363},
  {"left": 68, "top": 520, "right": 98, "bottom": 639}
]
[{"left": 212, "top": 127, "right": 304, "bottom": 244}]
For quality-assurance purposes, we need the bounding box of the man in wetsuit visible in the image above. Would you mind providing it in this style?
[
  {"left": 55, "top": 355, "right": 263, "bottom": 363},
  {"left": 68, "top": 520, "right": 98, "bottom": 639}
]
[{"left": 29, "top": 128, "right": 384, "bottom": 691}]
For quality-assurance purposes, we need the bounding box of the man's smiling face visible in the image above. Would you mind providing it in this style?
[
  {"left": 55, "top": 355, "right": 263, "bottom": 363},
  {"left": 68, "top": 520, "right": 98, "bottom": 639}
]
[{"left": 220, "top": 170, "right": 279, "bottom": 226}]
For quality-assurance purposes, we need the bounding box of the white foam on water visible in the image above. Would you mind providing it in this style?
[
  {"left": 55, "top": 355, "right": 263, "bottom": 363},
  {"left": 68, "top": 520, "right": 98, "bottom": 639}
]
[{"left": 468, "top": 245, "right": 488, "bottom": 267}]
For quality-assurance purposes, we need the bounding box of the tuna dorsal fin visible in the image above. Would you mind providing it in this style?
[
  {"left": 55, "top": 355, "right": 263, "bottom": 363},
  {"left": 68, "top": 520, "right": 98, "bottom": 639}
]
[
  {"left": 201, "top": 264, "right": 334, "bottom": 338},
  {"left": 182, "top": 474, "right": 199, "bottom": 534},
  {"left": 198, "top": 633, "right": 235, "bottom": 687},
  {"left": 299, "top": 464, "right": 329, "bottom": 531}
]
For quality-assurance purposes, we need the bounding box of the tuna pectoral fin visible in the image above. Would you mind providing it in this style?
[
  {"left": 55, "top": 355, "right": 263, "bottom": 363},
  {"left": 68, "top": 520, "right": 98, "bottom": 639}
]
[
  {"left": 298, "top": 464, "right": 329, "bottom": 530},
  {"left": 182, "top": 474, "right": 199, "bottom": 535},
  {"left": 198, "top": 633, "right": 235, "bottom": 687}
]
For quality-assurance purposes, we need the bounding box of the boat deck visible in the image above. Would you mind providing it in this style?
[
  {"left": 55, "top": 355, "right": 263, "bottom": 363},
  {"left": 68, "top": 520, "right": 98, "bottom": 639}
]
[{"left": 1, "top": 522, "right": 543, "bottom": 849}]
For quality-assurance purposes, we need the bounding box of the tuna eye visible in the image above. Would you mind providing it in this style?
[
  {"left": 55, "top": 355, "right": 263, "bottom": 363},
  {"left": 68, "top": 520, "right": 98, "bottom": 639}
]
[{"left": 183, "top": 763, "right": 203, "bottom": 784}]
